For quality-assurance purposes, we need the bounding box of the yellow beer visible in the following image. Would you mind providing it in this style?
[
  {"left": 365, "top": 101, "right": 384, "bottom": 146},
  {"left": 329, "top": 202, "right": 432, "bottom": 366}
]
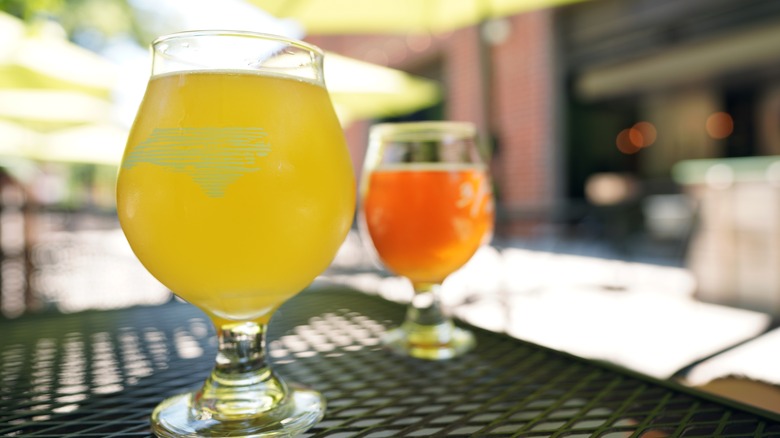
[{"left": 117, "top": 70, "right": 355, "bottom": 323}]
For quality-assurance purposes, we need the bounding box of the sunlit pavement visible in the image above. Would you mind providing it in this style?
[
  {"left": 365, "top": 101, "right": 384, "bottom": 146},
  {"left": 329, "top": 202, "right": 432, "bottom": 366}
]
[
  {"left": 9, "top": 226, "right": 777, "bottom": 391},
  {"left": 325, "top": 232, "right": 770, "bottom": 380}
]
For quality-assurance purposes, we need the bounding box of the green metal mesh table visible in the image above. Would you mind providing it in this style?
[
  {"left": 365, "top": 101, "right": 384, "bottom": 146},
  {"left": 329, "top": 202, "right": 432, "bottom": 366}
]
[{"left": 1, "top": 286, "right": 779, "bottom": 437}]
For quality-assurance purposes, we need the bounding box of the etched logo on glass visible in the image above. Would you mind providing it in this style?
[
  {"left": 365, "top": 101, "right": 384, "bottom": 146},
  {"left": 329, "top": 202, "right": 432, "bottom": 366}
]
[{"left": 123, "top": 127, "right": 271, "bottom": 197}]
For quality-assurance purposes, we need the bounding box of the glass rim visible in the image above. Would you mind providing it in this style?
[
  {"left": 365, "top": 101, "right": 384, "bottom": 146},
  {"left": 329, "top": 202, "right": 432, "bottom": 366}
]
[{"left": 151, "top": 29, "right": 323, "bottom": 58}]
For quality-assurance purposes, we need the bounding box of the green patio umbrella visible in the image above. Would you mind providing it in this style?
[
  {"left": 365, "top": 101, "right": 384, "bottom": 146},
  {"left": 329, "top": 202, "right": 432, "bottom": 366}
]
[
  {"left": 0, "top": 9, "right": 439, "bottom": 167},
  {"left": 0, "top": 89, "right": 114, "bottom": 128},
  {"left": 0, "top": 11, "right": 124, "bottom": 169},
  {"left": 0, "top": 120, "right": 126, "bottom": 167},
  {"left": 326, "top": 52, "right": 440, "bottom": 123},
  {"left": 249, "top": 0, "right": 586, "bottom": 34},
  {"left": 250, "top": 0, "right": 585, "bottom": 159},
  {"left": 0, "top": 12, "right": 117, "bottom": 96}
]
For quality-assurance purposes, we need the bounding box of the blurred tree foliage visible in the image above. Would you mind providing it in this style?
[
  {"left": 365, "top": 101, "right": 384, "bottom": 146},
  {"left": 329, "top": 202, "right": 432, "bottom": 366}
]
[{"left": 0, "top": 0, "right": 151, "bottom": 50}]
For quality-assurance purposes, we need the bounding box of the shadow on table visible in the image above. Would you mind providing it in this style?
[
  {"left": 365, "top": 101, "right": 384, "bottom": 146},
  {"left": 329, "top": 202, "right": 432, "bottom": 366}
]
[{"left": 2, "top": 286, "right": 779, "bottom": 437}]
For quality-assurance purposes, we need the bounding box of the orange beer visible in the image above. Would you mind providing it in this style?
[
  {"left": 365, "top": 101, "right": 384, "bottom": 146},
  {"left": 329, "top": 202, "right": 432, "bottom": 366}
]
[{"left": 362, "top": 163, "right": 493, "bottom": 284}]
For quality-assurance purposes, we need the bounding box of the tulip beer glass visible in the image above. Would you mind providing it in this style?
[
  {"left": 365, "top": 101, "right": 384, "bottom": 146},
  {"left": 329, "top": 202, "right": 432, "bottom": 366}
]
[
  {"left": 116, "top": 31, "right": 355, "bottom": 436},
  {"left": 359, "top": 122, "right": 493, "bottom": 360}
]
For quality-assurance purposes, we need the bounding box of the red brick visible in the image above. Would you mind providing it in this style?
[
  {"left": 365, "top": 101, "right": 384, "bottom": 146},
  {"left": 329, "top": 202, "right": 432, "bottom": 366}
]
[{"left": 308, "top": 9, "right": 558, "bottom": 236}]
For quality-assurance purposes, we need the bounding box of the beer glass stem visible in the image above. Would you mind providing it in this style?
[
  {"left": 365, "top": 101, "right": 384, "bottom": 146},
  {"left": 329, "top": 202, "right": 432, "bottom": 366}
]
[
  {"left": 194, "top": 321, "right": 286, "bottom": 420},
  {"left": 381, "top": 281, "right": 474, "bottom": 360},
  {"left": 151, "top": 318, "right": 325, "bottom": 436},
  {"left": 405, "top": 282, "right": 448, "bottom": 329}
]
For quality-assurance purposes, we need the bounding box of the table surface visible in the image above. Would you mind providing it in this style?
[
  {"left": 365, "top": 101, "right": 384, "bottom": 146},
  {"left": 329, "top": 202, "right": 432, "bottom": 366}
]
[{"left": 2, "top": 286, "right": 780, "bottom": 437}]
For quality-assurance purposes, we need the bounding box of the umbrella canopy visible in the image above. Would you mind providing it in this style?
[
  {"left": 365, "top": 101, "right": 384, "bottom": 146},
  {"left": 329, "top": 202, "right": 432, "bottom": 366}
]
[
  {"left": 0, "top": 12, "right": 117, "bottom": 95},
  {"left": 0, "top": 8, "right": 439, "bottom": 167},
  {"left": 0, "top": 11, "right": 125, "bottom": 168},
  {"left": 0, "top": 89, "right": 114, "bottom": 127},
  {"left": 326, "top": 52, "right": 440, "bottom": 123},
  {"left": 0, "top": 55, "right": 439, "bottom": 166},
  {"left": 0, "top": 120, "right": 126, "bottom": 167},
  {"left": 0, "top": 11, "right": 118, "bottom": 131},
  {"left": 108, "top": 0, "right": 439, "bottom": 124},
  {"left": 249, "top": 0, "right": 585, "bottom": 34}
]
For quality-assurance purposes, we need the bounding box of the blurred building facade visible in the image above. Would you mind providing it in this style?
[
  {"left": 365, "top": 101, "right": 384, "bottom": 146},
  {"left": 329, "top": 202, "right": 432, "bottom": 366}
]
[
  {"left": 4, "top": 0, "right": 780, "bottom": 316},
  {"left": 309, "top": 0, "right": 780, "bottom": 313},
  {"left": 311, "top": 0, "right": 780, "bottom": 232}
]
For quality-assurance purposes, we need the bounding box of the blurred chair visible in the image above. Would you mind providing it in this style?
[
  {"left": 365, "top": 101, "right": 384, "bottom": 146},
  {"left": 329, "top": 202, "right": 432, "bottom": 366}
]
[{"left": 583, "top": 172, "right": 643, "bottom": 256}]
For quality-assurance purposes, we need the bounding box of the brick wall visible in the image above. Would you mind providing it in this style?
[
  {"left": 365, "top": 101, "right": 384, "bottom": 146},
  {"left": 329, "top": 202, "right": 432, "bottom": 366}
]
[
  {"left": 443, "top": 27, "right": 486, "bottom": 127},
  {"left": 308, "top": 10, "right": 560, "bottom": 236},
  {"left": 491, "top": 11, "right": 558, "bottom": 221}
]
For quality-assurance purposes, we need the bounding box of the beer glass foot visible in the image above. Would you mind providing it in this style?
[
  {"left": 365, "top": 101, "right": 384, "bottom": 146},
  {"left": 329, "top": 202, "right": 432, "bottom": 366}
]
[
  {"left": 383, "top": 325, "right": 475, "bottom": 360},
  {"left": 151, "top": 384, "right": 325, "bottom": 438}
]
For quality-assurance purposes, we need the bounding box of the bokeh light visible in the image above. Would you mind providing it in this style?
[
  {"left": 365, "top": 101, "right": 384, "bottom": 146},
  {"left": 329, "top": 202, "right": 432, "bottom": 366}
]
[
  {"left": 617, "top": 121, "right": 658, "bottom": 155},
  {"left": 706, "top": 112, "right": 734, "bottom": 139},
  {"left": 585, "top": 173, "right": 639, "bottom": 206},
  {"left": 632, "top": 121, "right": 657, "bottom": 146},
  {"left": 616, "top": 128, "right": 641, "bottom": 154}
]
